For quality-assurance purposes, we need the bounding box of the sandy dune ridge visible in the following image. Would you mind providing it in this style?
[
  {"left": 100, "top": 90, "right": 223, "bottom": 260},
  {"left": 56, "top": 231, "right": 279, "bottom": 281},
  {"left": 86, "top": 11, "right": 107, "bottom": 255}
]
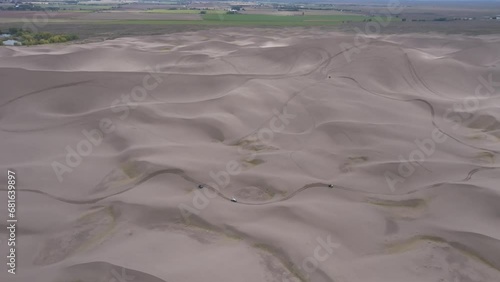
[{"left": 0, "top": 28, "right": 500, "bottom": 282}]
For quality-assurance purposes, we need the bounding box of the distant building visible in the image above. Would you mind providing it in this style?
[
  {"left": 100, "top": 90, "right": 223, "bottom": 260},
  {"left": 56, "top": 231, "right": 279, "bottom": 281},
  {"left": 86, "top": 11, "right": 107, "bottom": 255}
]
[
  {"left": 2, "top": 40, "right": 22, "bottom": 46},
  {"left": 0, "top": 34, "right": 11, "bottom": 38}
]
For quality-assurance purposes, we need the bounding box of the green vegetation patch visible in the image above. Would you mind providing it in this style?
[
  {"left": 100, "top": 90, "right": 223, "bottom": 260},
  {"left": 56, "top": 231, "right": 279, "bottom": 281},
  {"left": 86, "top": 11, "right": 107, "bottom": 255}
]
[
  {"left": 0, "top": 27, "right": 78, "bottom": 46},
  {"left": 146, "top": 9, "right": 225, "bottom": 14},
  {"left": 202, "top": 14, "right": 369, "bottom": 26},
  {"left": 106, "top": 14, "right": 369, "bottom": 26}
]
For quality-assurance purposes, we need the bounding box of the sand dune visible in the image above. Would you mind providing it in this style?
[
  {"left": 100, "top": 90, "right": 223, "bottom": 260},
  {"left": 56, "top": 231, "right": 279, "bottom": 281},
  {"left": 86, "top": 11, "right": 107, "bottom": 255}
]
[{"left": 1, "top": 28, "right": 500, "bottom": 282}]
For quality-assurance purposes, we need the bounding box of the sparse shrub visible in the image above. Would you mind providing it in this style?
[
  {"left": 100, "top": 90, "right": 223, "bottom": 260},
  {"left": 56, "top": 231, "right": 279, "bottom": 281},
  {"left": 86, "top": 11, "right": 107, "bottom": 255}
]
[{"left": 8, "top": 27, "right": 19, "bottom": 35}]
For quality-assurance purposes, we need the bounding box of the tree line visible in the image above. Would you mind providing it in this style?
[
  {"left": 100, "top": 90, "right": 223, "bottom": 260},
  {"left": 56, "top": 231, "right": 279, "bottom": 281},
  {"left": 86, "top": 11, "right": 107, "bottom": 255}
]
[{"left": 0, "top": 28, "right": 78, "bottom": 46}]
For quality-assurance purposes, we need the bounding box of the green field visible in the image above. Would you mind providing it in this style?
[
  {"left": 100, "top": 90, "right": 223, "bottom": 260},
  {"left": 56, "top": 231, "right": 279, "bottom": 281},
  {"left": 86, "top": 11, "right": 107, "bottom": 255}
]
[
  {"left": 203, "top": 14, "right": 369, "bottom": 25},
  {"left": 0, "top": 12, "right": 379, "bottom": 40},
  {"left": 99, "top": 14, "right": 371, "bottom": 27},
  {"left": 146, "top": 9, "right": 225, "bottom": 14}
]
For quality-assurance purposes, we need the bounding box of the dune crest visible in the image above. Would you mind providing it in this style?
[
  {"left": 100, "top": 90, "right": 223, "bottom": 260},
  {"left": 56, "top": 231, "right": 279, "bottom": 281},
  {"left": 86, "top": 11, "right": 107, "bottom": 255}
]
[{"left": 1, "top": 29, "right": 499, "bottom": 282}]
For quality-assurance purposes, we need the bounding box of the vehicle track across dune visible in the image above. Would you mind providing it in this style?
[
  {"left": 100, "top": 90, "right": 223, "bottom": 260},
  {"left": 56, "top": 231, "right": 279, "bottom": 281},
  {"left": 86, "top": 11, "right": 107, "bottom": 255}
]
[
  {"left": 2, "top": 29, "right": 500, "bottom": 282},
  {"left": 2, "top": 161, "right": 497, "bottom": 207},
  {"left": 335, "top": 75, "right": 500, "bottom": 154}
]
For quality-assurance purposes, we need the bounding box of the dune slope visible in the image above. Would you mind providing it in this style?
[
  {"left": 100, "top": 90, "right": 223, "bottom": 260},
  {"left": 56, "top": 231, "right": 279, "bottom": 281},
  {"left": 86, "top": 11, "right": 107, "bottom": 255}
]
[{"left": 1, "top": 28, "right": 500, "bottom": 282}]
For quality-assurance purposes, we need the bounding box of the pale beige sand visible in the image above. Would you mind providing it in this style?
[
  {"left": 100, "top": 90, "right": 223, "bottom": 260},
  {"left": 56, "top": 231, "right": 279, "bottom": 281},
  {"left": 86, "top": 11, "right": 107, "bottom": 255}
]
[{"left": 1, "top": 28, "right": 500, "bottom": 282}]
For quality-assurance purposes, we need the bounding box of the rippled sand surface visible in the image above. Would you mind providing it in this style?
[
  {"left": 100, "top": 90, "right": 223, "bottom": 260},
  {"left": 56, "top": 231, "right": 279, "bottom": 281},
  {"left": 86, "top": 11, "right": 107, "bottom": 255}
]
[{"left": 1, "top": 28, "right": 500, "bottom": 282}]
